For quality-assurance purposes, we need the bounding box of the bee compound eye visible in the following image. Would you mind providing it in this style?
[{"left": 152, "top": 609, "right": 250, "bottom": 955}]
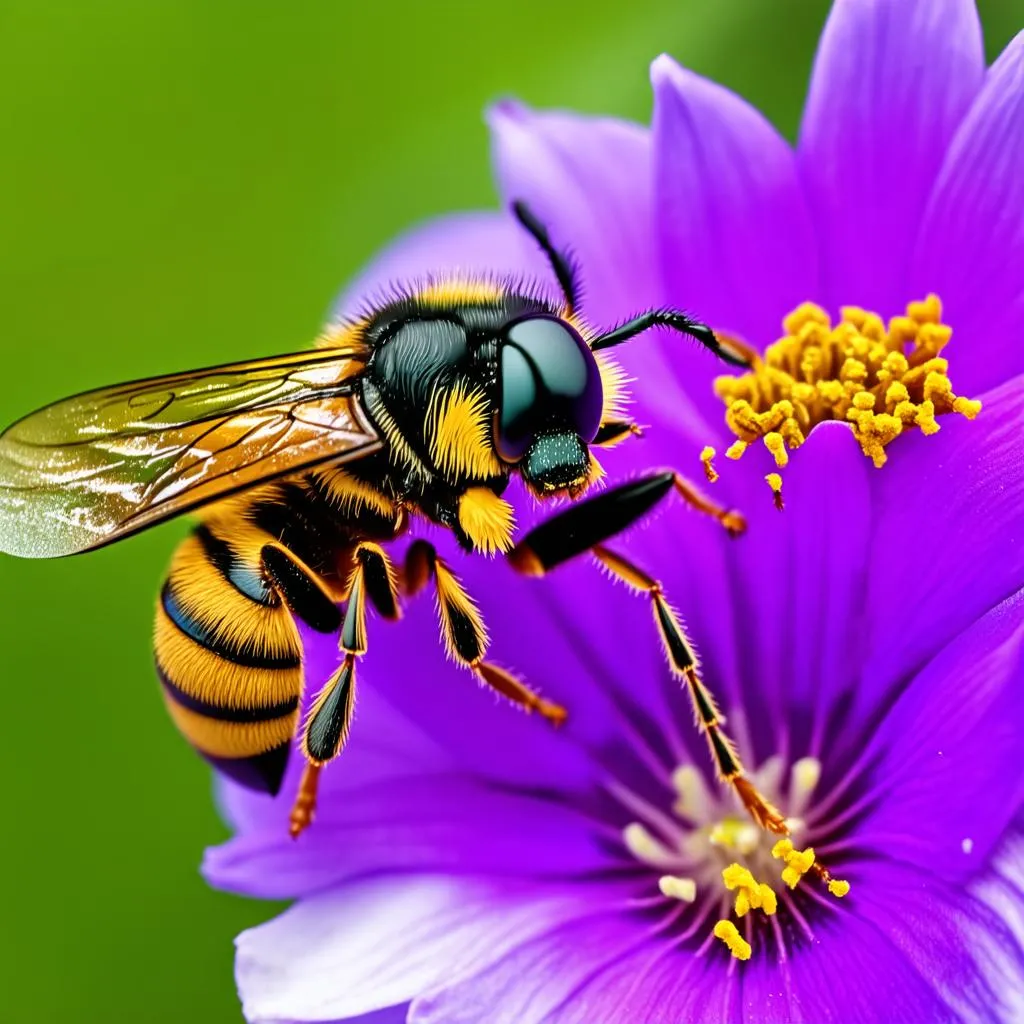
[{"left": 496, "top": 317, "right": 604, "bottom": 463}]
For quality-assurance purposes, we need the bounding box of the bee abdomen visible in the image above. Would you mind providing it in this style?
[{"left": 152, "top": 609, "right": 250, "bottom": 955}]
[{"left": 155, "top": 529, "right": 304, "bottom": 795}]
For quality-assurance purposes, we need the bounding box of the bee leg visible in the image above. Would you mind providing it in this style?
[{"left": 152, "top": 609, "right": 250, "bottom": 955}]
[
  {"left": 289, "top": 542, "right": 401, "bottom": 838},
  {"left": 404, "top": 539, "right": 567, "bottom": 725},
  {"left": 507, "top": 474, "right": 782, "bottom": 833},
  {"left": 592, "top": 420, "right": 643, "bottom": 448},
  {"left": 590, "top": 310, "right": 751, "bottom": 368},
  {"left": 509, "top": 473, "right": 741, "bottom": 582},
  {"left": 591, "top": 545, "right": 785, "bottom": 833}
]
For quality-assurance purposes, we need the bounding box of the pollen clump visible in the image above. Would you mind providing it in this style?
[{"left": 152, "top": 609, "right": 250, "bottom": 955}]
[
  {"left": 771, "top": 839, "right": 816, "bottom": 889},
  {"left": 714, "top": 294, "right": 980, "bottom": 472},
  {"left": 713, "top": 920, "right": 752, "bottom": 961},
  {"left": 722, "top": 863, "right": 778, "bottom": 917}
]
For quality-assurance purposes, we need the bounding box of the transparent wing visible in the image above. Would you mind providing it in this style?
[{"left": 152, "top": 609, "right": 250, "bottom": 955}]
[{"left": 0, "top": 347, "right": 381, "bottom": 557}]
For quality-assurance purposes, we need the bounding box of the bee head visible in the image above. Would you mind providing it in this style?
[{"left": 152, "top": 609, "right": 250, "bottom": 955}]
[{"left": 493, "top": 315, "right": 604, "bottom": 495}]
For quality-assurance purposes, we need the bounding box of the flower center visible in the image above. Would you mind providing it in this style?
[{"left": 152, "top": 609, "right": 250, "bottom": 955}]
[
  {"left": 618, "top": 755, "right": 848, "bottom": 961},
  {"left": 705, "top": 294, "right": 981, "bottom": 505}
]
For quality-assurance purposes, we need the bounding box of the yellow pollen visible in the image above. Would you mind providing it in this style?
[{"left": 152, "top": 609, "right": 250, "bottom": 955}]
[
  {"left": 828, "top": 879, "right": 851, "bottom": 898},
  {"left": 722, "top": 863, "right": 778, "bottom": 918},
  {"left": 772, "top": 839, "right": 817, "bottom": 889},
  {"left": 765, "top": 473, "right": 784, "bottom": 510},
  {"left": 700, "top": 446, "right": 719, "bottom": 482},
  {"left": 713, "top": 919, "right": 752, "bottom": 961},
  {"left": 713, "top": 294, "right": 981, "bottom": 477}
]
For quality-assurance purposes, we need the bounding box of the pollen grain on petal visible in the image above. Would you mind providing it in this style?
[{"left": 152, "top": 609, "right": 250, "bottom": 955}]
[{"left": 712, "top": 294, "right": 980, "bottom": 486}]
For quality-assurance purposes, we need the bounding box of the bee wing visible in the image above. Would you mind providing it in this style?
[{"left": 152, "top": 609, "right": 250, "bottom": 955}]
[{"left": 0, "top": 346, "right": 382, "bottom": 558}]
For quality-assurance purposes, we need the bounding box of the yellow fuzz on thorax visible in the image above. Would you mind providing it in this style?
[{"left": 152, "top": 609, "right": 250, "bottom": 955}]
[
  {"left": 714, "top": 294, "right": 981, "bottom": 472},
  {"left": 457, "top": 486, "right": 515, "bottom": 555},
  {"left": 427, "top": 382, "right": 505, "bottom": 482},
  {"left": 416, "top": 278, "right": 506, "bottom": 306}
]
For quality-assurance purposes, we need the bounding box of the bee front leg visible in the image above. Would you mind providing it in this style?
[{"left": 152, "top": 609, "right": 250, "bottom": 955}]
[
  {"left": 403, "top": 540, "right": 566, "bottom": 725},
  {"left": 288, "top": 542, "right": 401, "bottom": 839}
]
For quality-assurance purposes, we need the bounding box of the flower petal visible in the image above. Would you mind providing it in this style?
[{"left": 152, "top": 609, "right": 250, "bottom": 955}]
[
  {"left": 487, "top": 100, "right": 656, "bottom": 327},
  {"left": 842, "top": 587, "right": 1024, "bottom": 882},
  {"left": 798, "top": 0, "right": 985, "bottom": 313},
  {"left": 650, "top": 54, "right": 817, "bottom": 438},
  {"left": 236, "top": 877, "right": 621, "bottom": 1024},
  {"left": 862, "top": 372, "right": 1024, "bottom": 696},
  {"left": 206, "top": 768, "right": 611, "bottom": 900},
  {"left": 409, "top": 903, "right": 731, "bottom": 1024},
  {"left": 740, "top": 901, "right": 956, "bottom": 1023},
  {"left": 851, "top": 860, "right": 1024, "bottom": 1022},
  {"left": 911, "top": 31, "right": 1024, "bottom": 395},
  {"left": 331, "top": 210, "right": 554, "bottom": 322}
]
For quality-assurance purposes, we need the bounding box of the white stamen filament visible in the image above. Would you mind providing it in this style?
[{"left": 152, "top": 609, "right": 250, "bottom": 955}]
[{"left": 659, "top": 875, "right": 697, "bottom": 902}]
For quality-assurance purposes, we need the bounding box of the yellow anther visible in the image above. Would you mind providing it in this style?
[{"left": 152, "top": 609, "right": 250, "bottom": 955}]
[
  {"left": 713, "top": 920, "right": 752, "bottom": 961},
  {"left": 828, "top": 879, "right": 851, "bottom": 898},
  {"left": 658, "top": 875, "right": 697, "bottom": 902},
  {"left": 710, "top": 295, "right": 980, "bottom": 497},
  {"left": 772, "top": 840, "right": 817, "bottom": 889},
  {"left": 759, "top": 883, "right": 778, "bottom": 915},
  {"left": 764, "top": 431, "right": 788, "bottom": 468},
  {"left": 765, "top": 473, "right": 784, "bottom": 510},
  {"left": 622, "top": 822, "right": 675, "bottom": 867},
  {"left": 722, "top": 863, "right": 778, "bottom": 918},
  {"left": 700, "top": 446, "right": 719, "bottom": 483}
]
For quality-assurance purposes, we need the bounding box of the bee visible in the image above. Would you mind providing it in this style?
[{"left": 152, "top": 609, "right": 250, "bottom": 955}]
[{"left": 0, "top": 203, "right": 774, "bottom": 838}]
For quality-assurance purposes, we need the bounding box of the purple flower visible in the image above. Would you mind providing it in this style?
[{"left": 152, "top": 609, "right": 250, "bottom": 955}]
[{"left": 205, "top": 1, "right": 1024, "bottom": 1021}]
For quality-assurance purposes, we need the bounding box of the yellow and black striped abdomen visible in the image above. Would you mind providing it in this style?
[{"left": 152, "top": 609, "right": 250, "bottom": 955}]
[{"left": 155, "top": 524, "right": 303, "bottom": 794}]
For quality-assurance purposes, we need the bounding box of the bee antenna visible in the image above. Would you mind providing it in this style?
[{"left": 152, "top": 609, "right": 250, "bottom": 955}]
[{"left": 511, "top": 200, "right": 581, "bottom": 315}]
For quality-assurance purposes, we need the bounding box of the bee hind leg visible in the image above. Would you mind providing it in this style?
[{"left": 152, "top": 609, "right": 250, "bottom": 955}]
[
  {"left": 403, "top": 539, "right": 566, "bottom": 725},
  {"left": 289, "top": 541, "right": 401, "bottom": 839}
]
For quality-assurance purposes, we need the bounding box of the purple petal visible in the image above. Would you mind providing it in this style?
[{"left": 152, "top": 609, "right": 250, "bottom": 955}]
[
  {"left": 650, "top": 54, "right": 817, "bottom": 438},
  {"left": 798, "top": 0, "right": 985, "bottom": 314},
  {"left": 487, "top": 100, "right": 656, "bottom": 327},
  {"left": 720, "top": 422, "right": 873, "bottom": 763},
  {"left": 236, "top": 877, "right": 621, "bottom": 1024},
  {"left": 911, "top": 31, "right": 1024, "bottom": 396},
  {"left": 845, "top": 588, "right": 1024, "bottom": 883},
  {"left": 331, "top": 211, "right": 554, "bottom": 322},
  {"left": 851, "top": 861, "right": 1024, "bottom": 1021},
  {"left": 409, "top": 899, "right": 730, "bottom": 1024},
  {"left": 206, "top": 768, "right": 611, "bottom": 900},
  {"left": 740, "top": 903, "right": 952, "bottom": 1023},
  {"left": 861, "top": 372, "right": 1024, "bottom": 697}
]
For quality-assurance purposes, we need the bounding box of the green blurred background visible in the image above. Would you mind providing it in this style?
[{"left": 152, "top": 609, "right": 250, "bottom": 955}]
[{"left": 0, "top": 2, "right": 1017, "bottom": 1020}]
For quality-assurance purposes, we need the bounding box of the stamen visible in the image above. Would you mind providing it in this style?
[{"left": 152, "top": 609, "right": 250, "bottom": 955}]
[
  {"left": 623, "top": 822, "right": 678, "bottom": 867},
  {"left": 712, "top": 295, "right": 980, "bottom": 489},
  {"left": 713, "top": 919, "right": 752, "bottom": 961},
  {"left": 671, "top": 764, "right": 713, "bottom": 822},
  {"left": 700, "top": 446, "right": 719, "bottom": 483},
  {"left": 659, "top": 875, "right": 697, "bottom": 902},
  {"left": 772, "top": 839, "right": 850, "bottom": 898},
  {"left": 788, "top": 756, "right": 821, "bottom": 817},
  {"left": 722, "top": 864, "right": 778, "bottom": 917},
  {"left": 709, "top": 817, "right": 761, "bottom": 856}
]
